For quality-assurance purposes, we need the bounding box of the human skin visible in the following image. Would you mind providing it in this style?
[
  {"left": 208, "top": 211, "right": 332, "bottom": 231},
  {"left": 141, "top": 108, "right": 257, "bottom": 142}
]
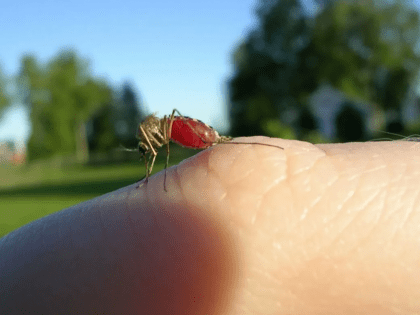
[{"left": 1, "top": 136, "right": 420, "bottom": 314}]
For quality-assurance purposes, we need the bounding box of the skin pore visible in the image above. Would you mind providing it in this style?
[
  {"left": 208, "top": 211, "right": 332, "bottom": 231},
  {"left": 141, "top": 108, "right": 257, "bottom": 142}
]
[{"left": 1, "top": 136, "right": 419, "bottom": 314}]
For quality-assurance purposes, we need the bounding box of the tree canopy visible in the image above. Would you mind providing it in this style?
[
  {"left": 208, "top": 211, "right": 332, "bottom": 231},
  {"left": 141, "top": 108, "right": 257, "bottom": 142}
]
[
  {"left": 0, "top": 66, "right": 10, "bottom": 120},
  {"left": 228, "top": 0, "right": 420, "bottom": 140},
  {"left": 17, "top": 50, "right": 113, "bottom": 162}
]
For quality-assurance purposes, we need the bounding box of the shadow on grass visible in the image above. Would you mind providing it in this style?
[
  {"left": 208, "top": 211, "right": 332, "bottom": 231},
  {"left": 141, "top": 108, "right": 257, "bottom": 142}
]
[{"left": 0, "top": 177, "right": 140, "bottom": 197}]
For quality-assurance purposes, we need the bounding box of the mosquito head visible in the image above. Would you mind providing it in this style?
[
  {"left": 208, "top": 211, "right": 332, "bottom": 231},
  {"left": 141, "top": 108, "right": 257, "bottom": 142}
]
[{"left": 138, "top": 143, "right": 148, "bottom": 157}]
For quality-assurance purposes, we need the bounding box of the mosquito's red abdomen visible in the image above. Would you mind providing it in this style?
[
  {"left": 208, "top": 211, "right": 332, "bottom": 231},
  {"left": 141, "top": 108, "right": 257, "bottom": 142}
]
[{"left": 168, "top": 117, "right": 218, "bottom": 149}]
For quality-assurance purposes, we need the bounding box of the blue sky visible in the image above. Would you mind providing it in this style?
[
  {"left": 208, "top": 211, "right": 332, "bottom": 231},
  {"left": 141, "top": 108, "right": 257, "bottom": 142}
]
[
  {"left": 1, "top": 0, "right": 282, "bottom": 144},
  {"left": 19, "top": 0, "right": 420, "bottom": 146}
]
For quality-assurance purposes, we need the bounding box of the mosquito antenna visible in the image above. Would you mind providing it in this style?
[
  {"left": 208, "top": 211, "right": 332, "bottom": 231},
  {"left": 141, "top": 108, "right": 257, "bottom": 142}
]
[
  {"left": 370, "top": 130, "right": 420, "bottom": 141},
  {"left": 116, "top": 144, "right": 138, "bottom": 152}
]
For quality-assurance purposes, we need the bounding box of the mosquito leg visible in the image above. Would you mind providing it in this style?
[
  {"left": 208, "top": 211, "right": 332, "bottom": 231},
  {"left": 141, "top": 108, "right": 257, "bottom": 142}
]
[
  {"left": 172, "top": 108, "right": 183, "bottom": 117},
  {"left": 136, "top": 154, "right": 150, "bottom": 188},
  {"left": 148, "top": 153, "right": 157, "bottom": 176},
  {"left": 163, "top": 141, "right": 170, "bottom": 192},
  {"left": 168, "top": 110, "right": 177, "bottom": 139},
  {"left": 140, "top": 126, "right": 158, "bottom": 157},
  {"left": 136, "top": 151, "right": 157, "bottom": 189},
  {"left": 160, "top": 112, "right": 175, "bottom": 192}
]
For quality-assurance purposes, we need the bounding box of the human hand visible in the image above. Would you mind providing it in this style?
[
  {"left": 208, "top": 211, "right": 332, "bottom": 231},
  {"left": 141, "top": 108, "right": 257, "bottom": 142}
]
[{"left": 1, "top": 137, "right": 419, "bottom": 314}]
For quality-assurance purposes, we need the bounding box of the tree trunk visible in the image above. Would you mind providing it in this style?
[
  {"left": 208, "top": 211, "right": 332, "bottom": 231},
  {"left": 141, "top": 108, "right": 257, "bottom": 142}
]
[{"left": 75, "top": 119, "right": 89, "bottom": 164}]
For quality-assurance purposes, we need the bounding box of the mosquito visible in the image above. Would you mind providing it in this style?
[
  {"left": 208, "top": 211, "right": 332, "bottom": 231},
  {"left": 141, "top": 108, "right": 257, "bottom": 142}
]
[{"left": 136, "top": 109, "right": 284, "bottom": 191}]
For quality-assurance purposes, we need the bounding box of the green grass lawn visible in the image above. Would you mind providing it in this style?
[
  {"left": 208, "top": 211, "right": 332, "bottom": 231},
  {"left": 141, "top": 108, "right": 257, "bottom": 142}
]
[
  {"left": 0, "top": 161, "right": 146, "bottom": 239},
  {"left": 0, "top": 147, "right": 196, "bottom": 239},
  {"left": 0, "top": 196, "right": 90, "bottom": 238}
]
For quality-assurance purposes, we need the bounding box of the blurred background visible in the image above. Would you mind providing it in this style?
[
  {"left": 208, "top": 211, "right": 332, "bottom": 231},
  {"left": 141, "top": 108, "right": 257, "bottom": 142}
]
[{"left": 2, "top": 0, "right": 420, "bottom": 238}]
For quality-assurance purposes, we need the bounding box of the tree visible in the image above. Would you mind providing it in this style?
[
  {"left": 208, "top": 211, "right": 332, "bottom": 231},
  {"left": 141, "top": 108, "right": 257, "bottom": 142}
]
[
  {"left": 335, "top": 102, "right": 366, "bottom": 141},
  {"left": 18, "top": 50, "right": 112, "bottom": 163},
  {"left": 17, "top": 56, "right": 53, "bottom": 161},
  {"left": 312, "top": 0, "right": 420, "bottom": 107},
  {"left": 228, "top": 0, "right": 420, "bottom": 139},
  {"left": 116, "top": 82, "right": 144, "bottom": 148},
  {"left": 87, "top": 83, "right": 144, "bottom": 152},
  {"left": 0, "top": 66, "right": 10, "bottom": 120},
  {"left": 87, "top": 104, "right": 120, "bottom": 153},
  {"left": 229, "top": 0, "right": 318, "bottom": 137}
]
